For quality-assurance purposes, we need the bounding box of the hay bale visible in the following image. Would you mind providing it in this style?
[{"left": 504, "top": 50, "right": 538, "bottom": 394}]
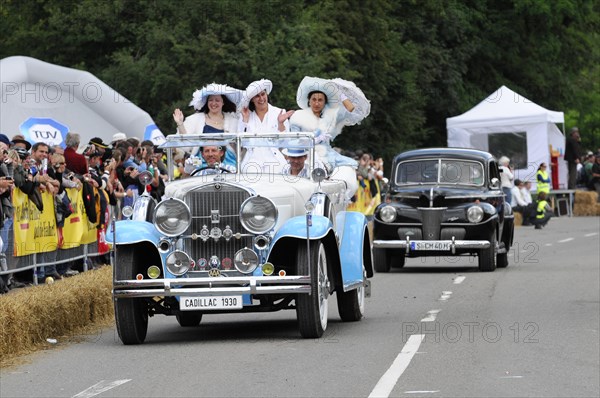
[
  {"left": 575, "top": 190, "right": 597, "bottom": 205},
  {"left": 513, "top": 211, "right": 523, "bottom": 226},
  {"left": 0, "top": 266, "right": 113, "bottom": 367}
]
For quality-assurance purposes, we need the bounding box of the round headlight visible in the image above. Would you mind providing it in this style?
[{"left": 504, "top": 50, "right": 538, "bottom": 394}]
[
  {"left": 240, "top": 196, "right": 278, "bottom": 234},
  {"left": 122, "top": 206, "right": 133, "bottom": 218},
  {"left": 234, "top": 248, "right": 259, "bottom": 274},
  {"left": 154, "top": 198, "right": 191, "bottom": 236},
  {"left": 165, "top": 250, "right": 192, "bottom": 276},
  {"left": 467, "top": 205, "right": 484, "bottom": 223},
  {"left": 380, "top": 205, "right": 397, "bottom": 223}
]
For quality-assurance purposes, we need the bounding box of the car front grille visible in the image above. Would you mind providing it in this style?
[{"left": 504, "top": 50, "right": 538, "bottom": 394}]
[
  {"left": 183, "top": 183, "right": 253, "bottom": 271},
  {"left": 418, "top": 207, "right": 447, "bottom": 240}
]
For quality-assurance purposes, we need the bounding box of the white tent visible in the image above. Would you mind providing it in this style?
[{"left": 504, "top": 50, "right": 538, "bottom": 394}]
[
  {"left": 0, "top": 56, "right": 166, "bottom": 149},
  {"left": 447, "top": 85, "right": 566, "bottom": 190}
]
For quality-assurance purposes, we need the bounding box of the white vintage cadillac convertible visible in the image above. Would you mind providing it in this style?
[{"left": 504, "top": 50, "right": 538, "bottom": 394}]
[{"left": 108, "top": 132, "right": 373, "bottom": 344}]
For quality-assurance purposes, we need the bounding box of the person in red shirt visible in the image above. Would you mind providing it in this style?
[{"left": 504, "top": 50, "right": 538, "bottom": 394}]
[{"left": 63, "top": 132, "right": 88, "bottom": 176}]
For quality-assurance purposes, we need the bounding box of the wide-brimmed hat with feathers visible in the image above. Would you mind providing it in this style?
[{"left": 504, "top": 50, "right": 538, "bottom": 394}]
[{"left": 239, "top": 79, "right": 273, "bottom": 110}]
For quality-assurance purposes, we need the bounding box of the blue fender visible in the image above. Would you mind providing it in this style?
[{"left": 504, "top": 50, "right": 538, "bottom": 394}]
[
  {"left": 107, "top": 220, "right": 162, "bottom": 246},
  {"left": 271, "top": 215, "right": 333, "bottom": 246},
  {"left": 336, "top": 211, "right": 368, "bottom": 291}
]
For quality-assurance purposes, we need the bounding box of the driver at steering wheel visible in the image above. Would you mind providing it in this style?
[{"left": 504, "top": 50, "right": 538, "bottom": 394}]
[{"left": 184, "top": 145, "right": 236, "bottom": 176}]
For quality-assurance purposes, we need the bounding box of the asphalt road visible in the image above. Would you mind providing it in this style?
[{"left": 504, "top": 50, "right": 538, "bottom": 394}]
[{"left": 1, "top": 216, "right": 599, "bottom": 398}]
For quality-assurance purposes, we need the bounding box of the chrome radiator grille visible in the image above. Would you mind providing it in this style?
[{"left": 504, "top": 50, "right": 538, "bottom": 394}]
[{"left": 183, "top": 183, "right": 252, "bottom": 267}]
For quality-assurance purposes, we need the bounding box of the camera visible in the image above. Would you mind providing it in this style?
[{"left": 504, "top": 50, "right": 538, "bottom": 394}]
[
  {"left": 16, "top": 147, "right": 28, "bottom": 160},
  {"left": 67, "top": 173, "right": 75, "bottom": 180}
]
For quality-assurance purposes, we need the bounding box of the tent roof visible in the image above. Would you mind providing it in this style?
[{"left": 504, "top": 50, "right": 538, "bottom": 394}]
[
  {"left": 0, "top": 56, "right": 159, "bottom": 146},
  {"left": 446, "top": 85, "right": 564, "bottom": 129}
]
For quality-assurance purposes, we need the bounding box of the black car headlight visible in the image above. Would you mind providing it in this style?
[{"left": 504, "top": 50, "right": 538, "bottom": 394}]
[
  {"left": 379, "top": 205, "right": 397, "bottom": 223},
  {"left": 467, "top": 205, "right": 484, "bottom": 223},
  {"left": 154, "top": 198, "right": 191, "bottom": 236},
  {"left": 239, "top": 196, "right": 278, "bottom": 234}
]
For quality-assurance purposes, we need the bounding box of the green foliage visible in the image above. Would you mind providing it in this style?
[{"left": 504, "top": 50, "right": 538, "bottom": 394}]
[{"left": 1, "top": 0, "right": 598, "bottom": 166}]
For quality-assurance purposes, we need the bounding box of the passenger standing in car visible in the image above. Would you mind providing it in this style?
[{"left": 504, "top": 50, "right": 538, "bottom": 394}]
[
  {"left": 172, "top": 83, "right": 242, "bottom": 159},
  {"left": 289, "top": 76, "right": 371, "bottom": 200},
  {"left": 238, "top": 79, "right": 293, "bottom": 173}
]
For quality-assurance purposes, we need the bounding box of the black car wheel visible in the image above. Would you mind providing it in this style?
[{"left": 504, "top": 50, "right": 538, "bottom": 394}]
[
  {"left": 478, "top": 230, "right": 497, "bottom": 272},
  {"left": 373, "top": 248, "right": 391, "bottom": 272},
  {"left": 176, "top": 312, "right": 203, "bottom": 327},
  {"left": 114, "top": 246, "right": 149, "bottom": 345},
  {"left": 296, "top": 241, "right": 329, "bottom": 338},
  {"left": 497, "top": 242, "right": 509, "bottom": 268},
  {"left": 337, "top": 266, "right": 365, "bottom": 322},
  {"left": 391, "top": 251, "right": 406, "bottom": 268}
]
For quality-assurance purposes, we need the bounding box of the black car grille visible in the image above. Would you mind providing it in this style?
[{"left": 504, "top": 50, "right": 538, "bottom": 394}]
[
  {"left": 183, "top": 183, "right": 253, "bottom": 270},
  {"left": 418, "top": 207, "right": 447, "bottom": 240}
]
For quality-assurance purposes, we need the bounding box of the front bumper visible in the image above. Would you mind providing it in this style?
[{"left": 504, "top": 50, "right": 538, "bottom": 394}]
[
  {"left": 372, "top": 238, "right": 490, "bottom": 254},
  {"left": 113, "top": 275, "right": 312, "bottom": 298}
]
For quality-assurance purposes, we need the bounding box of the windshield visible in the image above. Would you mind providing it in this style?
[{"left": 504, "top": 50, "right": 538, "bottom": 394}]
[
  {"left": 159, "top": 132, "right": 317, "bottom": 180},
  {"left": 395, "top": 159, "right": 484, "bottom": 186}
]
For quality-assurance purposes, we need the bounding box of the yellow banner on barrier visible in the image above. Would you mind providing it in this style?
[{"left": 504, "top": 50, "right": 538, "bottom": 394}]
[
  {"left": 12, "top": 189, "right": 58, "bottom": 256},
  {"left": 61, "top": 187, "right": 85, "bottom": 249}
]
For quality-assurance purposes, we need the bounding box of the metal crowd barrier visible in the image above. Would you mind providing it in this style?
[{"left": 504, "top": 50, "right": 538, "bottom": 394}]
[{"left": 0, "top": 221, "right": 111, "bottom": 285}]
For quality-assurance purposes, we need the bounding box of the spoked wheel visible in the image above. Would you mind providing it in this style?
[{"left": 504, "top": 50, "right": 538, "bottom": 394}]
[
  {"left": 114, "top": 246, "right": 148, "bottom": 345},
  {"left": 296, "top": 241, "right": 329, "bottom": 338},
  {"left": 337, "top": 266, "right": 365, "bottom": 322},
  {"left": 176, "top": 311, "right": 203, "bottom": 327}
]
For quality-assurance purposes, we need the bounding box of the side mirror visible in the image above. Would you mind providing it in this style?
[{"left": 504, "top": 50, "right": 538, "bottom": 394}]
[
  {"left": 311, "top": 168, "right": 327, "bottom": 183},
  {"left": 490, "top": 177, "right": 500, "bottom": 189}
]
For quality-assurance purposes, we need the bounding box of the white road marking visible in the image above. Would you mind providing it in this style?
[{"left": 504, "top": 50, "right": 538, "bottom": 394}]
[
  {"left": 368, "top": 334, "right": 424, "bottom": 398},
  {"left": 584, "top": 232, "right": 598, "bottom": 237},
  {"left": 421, "top": 309, "right": 441, "bottom": 322},
  {"left": 72, "top": 380, "right": 131, "bottom": 398},
  {"left": 500, "top": 376, "right": 524, "bottom": 379},
  {"left": 453, "top": 276, "right": 466, "bottom": 284},
  {"left": 438, "top": 291, "right": 452, "bottom": 301},
  {"left": 404, "top": 391, "right": 440, "bottom": 394},
  {"left": 557, "top": 238, "right": 574, "bottom": 243},
  {"left": 545, "top": 243, "right": 553, "bottom": 247}
]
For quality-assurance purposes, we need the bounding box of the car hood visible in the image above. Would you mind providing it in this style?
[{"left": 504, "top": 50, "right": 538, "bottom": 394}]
[
  {"left": 164, "top": 174, "right": 319, "bottom": 226},
  {"left": 389, "top": 185, "right": 494, "bottom": 202}
]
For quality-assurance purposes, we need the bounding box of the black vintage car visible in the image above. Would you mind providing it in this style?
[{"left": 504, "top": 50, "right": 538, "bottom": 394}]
[{"left": 372, "top": 148, "right": 514, "bottom": 272}]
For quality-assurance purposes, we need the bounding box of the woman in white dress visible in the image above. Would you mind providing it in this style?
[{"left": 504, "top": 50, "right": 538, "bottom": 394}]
[
  {"left": 289, "top": 76, "right": 371, "bottom": 200},
  {"left": 172, "top": 83, "right": 242, "bottom": 160},
  {"left": 238, "top": 79, "right": 294, "bottom": 174}
]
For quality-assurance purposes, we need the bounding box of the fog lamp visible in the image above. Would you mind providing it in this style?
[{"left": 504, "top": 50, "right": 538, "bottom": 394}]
[
  {"left": 147, "top": 265, "right": 161, "bottom": 279},
  {"left": 262, "top": 262, "right": 275, "bottom": 276}
]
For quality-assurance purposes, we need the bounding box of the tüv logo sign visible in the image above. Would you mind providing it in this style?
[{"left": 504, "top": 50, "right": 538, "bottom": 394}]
[{"left": 19, "top": 117, "right": 69, "bottom": 147}]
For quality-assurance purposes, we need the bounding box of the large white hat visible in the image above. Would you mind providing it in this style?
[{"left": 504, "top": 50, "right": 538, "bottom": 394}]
[
  {"left": 239, "top": 79, "right": 273, "bottom": 110},
  {"left": 295, "top": 76, "right": 340, "bottom": 110},
  {"left": 295, "top": 76, "right": 371, "bottom": 119},
  {"left": 189, "top": 83, "right": 243, "bottom": 110}
]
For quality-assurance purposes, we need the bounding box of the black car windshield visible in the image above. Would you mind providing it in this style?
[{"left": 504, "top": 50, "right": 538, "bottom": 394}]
[{"left": 395, "top": 159, "right": 484, "bottom": 186}]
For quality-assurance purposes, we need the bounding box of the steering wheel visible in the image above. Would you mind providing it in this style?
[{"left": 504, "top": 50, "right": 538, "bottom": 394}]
[{"left": 190, "top": 166, "right": 234, "bottom": 176}]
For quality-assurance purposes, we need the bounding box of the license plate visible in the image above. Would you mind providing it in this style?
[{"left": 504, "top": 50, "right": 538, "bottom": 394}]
[
  {"left": 410, "top": 241, "right": 452, "bottom": 251},
  {"left": 180, "top": 296, "right": 243, "bottom": 311}
]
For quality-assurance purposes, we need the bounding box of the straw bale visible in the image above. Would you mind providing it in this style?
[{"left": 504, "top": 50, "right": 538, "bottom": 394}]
[
  {"left": 0, "top": 266, "right": 113, "bottom": 367},
  {"left": 513, "top": 212, "right": 523, "bottom": 226},
  {"left": 575, "top": 190, "right": 597, "bottom": 205}
]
